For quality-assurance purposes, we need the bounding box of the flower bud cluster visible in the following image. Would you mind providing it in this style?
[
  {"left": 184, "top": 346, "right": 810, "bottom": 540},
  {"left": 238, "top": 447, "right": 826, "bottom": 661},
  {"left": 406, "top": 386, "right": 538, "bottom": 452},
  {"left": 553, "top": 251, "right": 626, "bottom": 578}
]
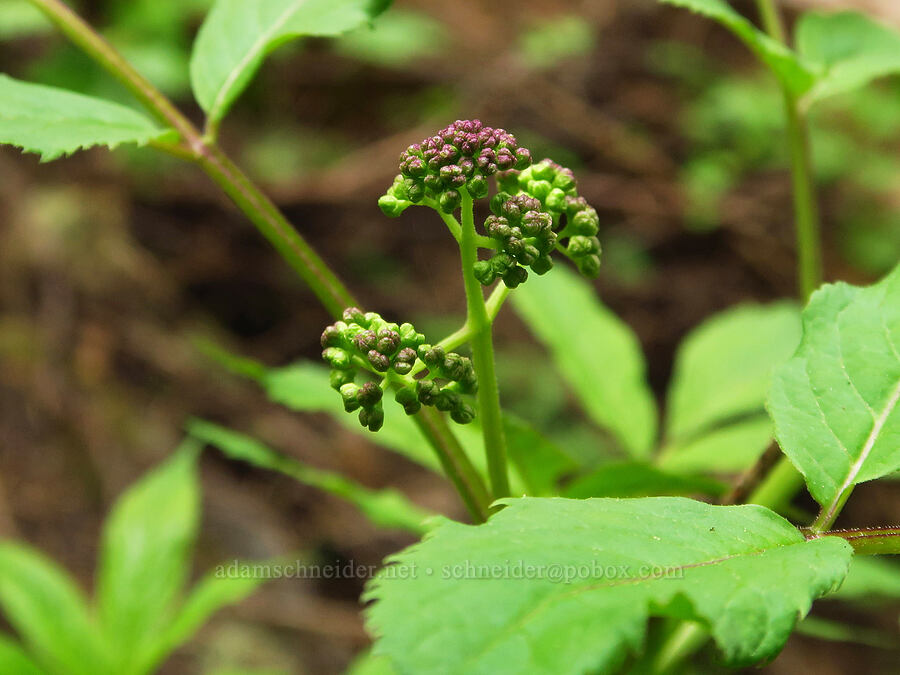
[
  {"left": 321, "top": 308, "right": 477, "bottom": 431},
  {"left": 379, "top": 120, "right": 532, "bottom": 217},
  {"left": 474, "top": 194, "right": 556, "bottom": 288},
  {"left": 498, "top": 159, "right": 601, "bottom": 277}
]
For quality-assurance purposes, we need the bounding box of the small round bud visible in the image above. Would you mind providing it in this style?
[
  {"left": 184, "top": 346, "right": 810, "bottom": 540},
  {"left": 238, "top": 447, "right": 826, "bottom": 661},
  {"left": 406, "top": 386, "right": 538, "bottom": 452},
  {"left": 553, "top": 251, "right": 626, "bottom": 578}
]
[
  {"left": 527, "top": 179, "right": 552, "bottom": 202},
  {"left": 343, "top": 307, "right": 366, "bottom": 324},
  {"left": 320, "top": 325, "right": 342, "bottom": 348},
  {"left": 502, "top": 266, "right": 528, "bottom": 289},
  {"left": 531, "top": 255, "right": 553, "bottom": 275},
  {"left": 567, "top": 236, "right": 595, "bottom": 257},
  {"left": 467, "top": 175, "right": 488, "bottom": 199},
  {"left": 416, "top": 379, "right": 439, "bottom": 405},
  {"left": 367, "top": 350, "right": 390, "bottom": 372},
  {"left": 330, "top": 369, "right": 354, "bottom": 391},
  {"left": 323, "top": 347, "right": 351, "bottom": 370},
  {"left": 514, "top": 147, "right": 532, "bottom": 169},
  {"left": 473, "top": 260, "right": 495, "bottom": 286},
  {"left": 357, "top": 382, "right": 383, "bottom": 407},
  {"left": 407, "top": 182, "right": 425, "bottom": 203},
  {"left": 376, "top": 329, "right": 400, "bottom": 356},
  {"left": 490, "top": 191, "right": 512, "bottom": 216},
  {"left": 353, "top": 330, "right": 377, "bottom": 352},
  {"left": 545, "top": 188, "right": 567, "bottom": 212},
  {"left": 359, "top": 406, "right": 384, "bottom": 432},
  {"left": 340, "top": 383, "right": 361, "bottom": 412},
  {"left": 571, "top": 208, "right": 600, "bottom": 236},
  {"left": 393, "top": 361, "right": 413, "bottom": 375},
  {"left": 577, "top": 254, "right": 601, "bottom": 278},
  {"left": 395, "top": 347, "right": 417, "bottom": 364},
  {"left": 439, "top": 190, "right": 461, "bottom": 213},
  {"left": 420, "top": 345, "right": 445, "bottom": 367},
  {"left": 491, "top": 252, "right": 515, "bottom": 276},
  {"left": 451, "top": 403, "right": 476, "bottom": 424},
  {"left": 532, "top": 160, "right": 555, "bottom": 181},
  {"left": 378, "top": 195, "right": 405, "bottom": 218}
]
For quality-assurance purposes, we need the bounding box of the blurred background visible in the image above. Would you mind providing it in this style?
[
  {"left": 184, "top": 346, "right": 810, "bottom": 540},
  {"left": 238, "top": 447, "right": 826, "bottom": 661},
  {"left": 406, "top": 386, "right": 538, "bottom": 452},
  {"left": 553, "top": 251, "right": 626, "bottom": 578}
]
[{"left": 1, "top": 0, "right": 899, "bottom": 672}]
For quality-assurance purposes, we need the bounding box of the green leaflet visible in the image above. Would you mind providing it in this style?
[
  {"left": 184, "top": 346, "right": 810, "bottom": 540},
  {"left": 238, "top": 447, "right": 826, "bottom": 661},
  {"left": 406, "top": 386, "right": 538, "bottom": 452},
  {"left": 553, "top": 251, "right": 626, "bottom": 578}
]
[
  {"left": 797, "top": 11, "right": 900, "bottom": 105},
  {"left": 0, "top": 74, "right": 172, "bottom": 161},
  {"left": 657, "top": 415, "right": 774, "bottom": 474},
  {"left": 188, "top": 419, "right": 435, "bottom": 534},
  {"left": 769, "top": 264, "right": 900, "bottom": 515},
  {"left": 512, "top": 266, "right": 657, "bottom": 458},
  {"left": 562, "top": 462, "right": 726, "bottom": 498},
  {"left": 657, "top": 0, "right": 817, "bottom": 96},
  {"left": 0, "top": 545, "right": 109, "bottom": 675},
  {"left": 190, "top": 0, "right": 391, "bottom": 124},
  {"left": 97, "top": 443, "right": 201, "bottom": 672},
  {"left": 827, "top": 556, "right": 900, "bottom": 603},
  {"left": 365, "top": 497, "right": 851, "bottom": 673},
  {"left": 665, "top": 302, "right": 801, "bottom": 441}
]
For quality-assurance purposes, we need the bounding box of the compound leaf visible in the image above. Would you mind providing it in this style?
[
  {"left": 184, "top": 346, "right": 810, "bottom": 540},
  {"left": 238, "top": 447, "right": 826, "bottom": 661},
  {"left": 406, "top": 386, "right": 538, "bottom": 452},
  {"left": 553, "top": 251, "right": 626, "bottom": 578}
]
[
  {"left": 365, "top": 497, "right": 851, "bottom": 673},
  {"left": 97, "top": 442, "right": 201, "bottom": 672},
  {"left": 0, "top": 74, "right": 172, "bottom": 161},
  {"left": 191, "top": 0, "right": 390, "bottom": 125},
  {"left": 769, "top": 265, "right": 900, "bottom": 516},
  {"left": 657, "top": 0, "right": 817, "bottom": 95},
  {"left": 797, "top": 11, "right": 900, "bottom": 105},
  {"left": 188, "top": 419, "right": 434, "bottom": 534},
  {"left": 512, "top": 266, "right": 657, "bottom": 458}
]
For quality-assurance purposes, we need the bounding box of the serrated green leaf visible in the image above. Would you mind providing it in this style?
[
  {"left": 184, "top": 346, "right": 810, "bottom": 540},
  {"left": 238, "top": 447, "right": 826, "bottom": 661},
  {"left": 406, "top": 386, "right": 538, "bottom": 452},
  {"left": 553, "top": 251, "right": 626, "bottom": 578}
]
[
  {"left": 666, "top": 302, "right": 801, "bottom": 441},
  {"left": 190, "top": 0, "right": 390, "bottom": 124},
  {"left": 188, "top": 419, "right": 434, "bottom": 534},
  {"left": 97, "top": 442, "right": 201, "bottom": 673},
  {"left": 563, "top": 462, "right": 726, "bottom": 498},
  {"left": 365, "top": 497, "right": 851, "bottom": 673},
  {"left": 512, "top": 266, "right": 657, "bottom": 458},
  {"left": 769, "top": 264, "right": 900, "bottom": 515},
  {"left": 657, "top": 0, "right": 817, "bottom": 95},
  {"left": 0, "top": 634, "right": 44, "bottom": 675},
  {"left": 797, "top": 11, "right": 900, "bottom": 105},
  {"left": 657, "top": 415, "right": 774, "bottom": 474},
  {"left": 827, "top": 555, "right": 900, "bottom": 603},
  {"left": 0, "top": 74, "right": 172, "bottom": 161},
  {"left": 0, "top": 543, "right": 110, "bottom": 675}
]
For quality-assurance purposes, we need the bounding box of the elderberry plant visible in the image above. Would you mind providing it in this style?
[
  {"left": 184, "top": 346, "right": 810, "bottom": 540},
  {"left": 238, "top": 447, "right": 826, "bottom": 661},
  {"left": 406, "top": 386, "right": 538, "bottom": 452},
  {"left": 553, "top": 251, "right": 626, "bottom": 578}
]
[{"left": 4, "top": 1, "right": 900, "bottom": 675}]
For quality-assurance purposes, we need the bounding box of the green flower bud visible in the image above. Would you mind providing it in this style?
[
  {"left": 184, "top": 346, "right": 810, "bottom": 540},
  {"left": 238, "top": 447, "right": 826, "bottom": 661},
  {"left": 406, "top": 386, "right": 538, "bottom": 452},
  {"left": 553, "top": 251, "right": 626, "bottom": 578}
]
[
  {"left": 323, "top": 347, "right": 351, "bottom": 370},
  {"left": 527, "top": 179, "right": 552, "bottom": 202},
  {"left": 359, "top": 405, "right": 384, "bottom": 432},
  {"left": 416, "top": 379, "right": 439, "bottom": 405},
  {"left": 545, "top": 188, "right": 567, "bottom": 212},
  {"left": 474, "top": 260, "right": 496, "bottom": 286},
  {"left": 577, "top": 253, "right": 601, "bottom": 278},
  {"left": 491, "top": 252, "right": 515, "bottom": 276},
  {"left": 320, "top": 325, "right": 342, "bottom": 348},
  {"left": 398, "top": 323, "right": 424, "bottom": 348},
  {"left": 531, "top": 255, "right": 553, "bottom": 275},
  {"left": 330, "top": 369, "right": 354, "bottom": 391},
  {"left": 407, "top": 182, "right": 425, "bottom": 203},
  {"left": 502, "top": 266, "right": 528, "bottom": 289},
  {"left": 439, "top": 189, "right": 461, "bottom": 213},
  {"left": 467, "top": 175, "right": 488, "bottom": 199},
  {"left": 353, "top": 330, "right": 377, "bottom": 352},
  {"left": 378, "top": 195, "right": 406, "bottom": 218},
  {"left": 367, "top": 350, "right": 390, "bottom": 372},
  {"left": 357, "top": 381, "right": 383, "bottom": 407},
  {"left": 451, "top": 403, "right": 476, "bottom": 424},
  {"left": 393, "top": 360, "right": 413, "bottom": 375},
  {"left": 490, "top": 191, "right": 512, "bottom": 216},
  {"left": 395, "top": 387, "right": 421, "bottom": 415},
  {"left": 340, "top": 383, "right": 361, "bottom": 412},
  {"left": 532, "top": 160, "right": 555, "bottom": 182},
  {"left": 434, "top": 388, "right": 460, "bottom": 412},
  {"left": 420, "top": 345, "right": 445, "bottom": 367},
  {"left": 343, "top": 307, "right": 366, "bottom": 324},
  {"left": 571, "top": 208, "right": 600, "bottom": 236},
  {"left": 376, "top": 329, "right": 400, "bottom": 355},
  {"left": 567, "top": 235, "right": 595, "bottom": 257}
]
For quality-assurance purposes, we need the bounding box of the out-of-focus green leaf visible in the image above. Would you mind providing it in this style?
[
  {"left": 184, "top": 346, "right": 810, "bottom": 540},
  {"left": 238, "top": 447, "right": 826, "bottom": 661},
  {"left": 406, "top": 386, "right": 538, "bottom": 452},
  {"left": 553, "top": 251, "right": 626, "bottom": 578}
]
[
  {"left": 0, "top": 544, "right": 110, "bottom": 675},
  {"left": 657, "top": 415, "right": 774, "bottom": 474},
  {"left": 345, "top": 649, "right": 398, "bottom": 675},
  {"left": 145, "top": 568, "right": 267, "bottom": 672},
  {"left": 0, "top": 634, "right": 43, "bottom": 675},
  {"left": 0, "top": 1, "right": 50, "bottom": 39},
  {"left": 826, "top": 550, "right": 900, "bottom": 602},
  {"left": 797, "top": 11, "right": 900, "bottom": 105},
  {"left": 504, "top": 415, "right": 578, "bottom": 495},
  {"left": 512, "top": 266, "right": 657, "bottom": 458},
  {"left": 563, "top": 462, "right": 726, "bottom": 498},
  {"left": 517, "top": 15, "right": 596, "bottom": 69},
  {"left": 666, "top": 302, "right": 801, "bottom": 441},
  {"left": 769, "top": 265, "right": 900, "bottom": 512},
  {"left": 365, "top": 497, "right": 851, "bottom": 673},
  {"left": 188, "top": 419, "right": 434, "bottom": 534},
  {"left": 658, "top": 0, "right": 817, "bottom": 95},
  {"left": 0, "top": 74, "right": 172, "bottom": 161},
  {"left": 191, "top": 0, "right": 391, "bottom": 124},
  {"left": 795, "top": 616, "right": 896, "bottom": 650},
  {"left": 336, "top": 10, "right": 447, "bottom": 67},
  {"left": 97, "top": 443, "right": 201, "bottom": 673}
]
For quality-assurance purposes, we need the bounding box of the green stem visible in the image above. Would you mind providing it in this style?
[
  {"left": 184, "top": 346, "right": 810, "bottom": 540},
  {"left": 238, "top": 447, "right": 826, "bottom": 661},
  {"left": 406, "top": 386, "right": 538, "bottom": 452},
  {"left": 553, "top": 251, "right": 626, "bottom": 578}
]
[
  {"left": 807, "top": 526, "right": 900, "bottom": 555},
  {"left": 755, "top": 0, "right": 822, "bottom": 301},
  {"left": 649, "top": 622, "right": 709, "bottom": 675},
  {"left": 28, "top": 0, "right": 492, "bottom": 522},
  {"left": 746, "top": 456, "right": 804, "bottom": 513},
  {"left": 459, "top": 191, "right": 509, "bottom": 499}
]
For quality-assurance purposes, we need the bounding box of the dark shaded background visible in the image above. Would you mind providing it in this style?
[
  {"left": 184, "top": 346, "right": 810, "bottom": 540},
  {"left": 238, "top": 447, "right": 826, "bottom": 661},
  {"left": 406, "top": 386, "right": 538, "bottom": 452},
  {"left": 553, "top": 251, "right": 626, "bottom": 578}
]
[{"left": 1, "top": 0, "right": 899, "bottom": 672}]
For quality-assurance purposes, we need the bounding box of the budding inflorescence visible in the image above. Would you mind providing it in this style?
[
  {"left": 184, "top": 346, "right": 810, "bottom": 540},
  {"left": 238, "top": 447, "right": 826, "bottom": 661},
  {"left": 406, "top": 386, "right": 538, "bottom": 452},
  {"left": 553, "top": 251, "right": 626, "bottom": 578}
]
[
  {"left": 378, "top": 120, "right": 601, "bottom": 288},
  {"left": 379, "top": 120, "right": 532, "bottom": 217},
  {"left": 498, "top": 158, "right": 602, "bottom": 278},
  {"left": 321, "top": 308, "right": 478, "bottom": 431}
]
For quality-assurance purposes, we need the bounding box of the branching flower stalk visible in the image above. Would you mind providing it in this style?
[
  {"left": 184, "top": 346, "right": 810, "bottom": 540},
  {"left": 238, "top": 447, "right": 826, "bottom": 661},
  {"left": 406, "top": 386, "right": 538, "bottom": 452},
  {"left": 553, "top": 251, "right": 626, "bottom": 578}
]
[{"left": 24, "top": 0, "right": 494, "bottom": 522}]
